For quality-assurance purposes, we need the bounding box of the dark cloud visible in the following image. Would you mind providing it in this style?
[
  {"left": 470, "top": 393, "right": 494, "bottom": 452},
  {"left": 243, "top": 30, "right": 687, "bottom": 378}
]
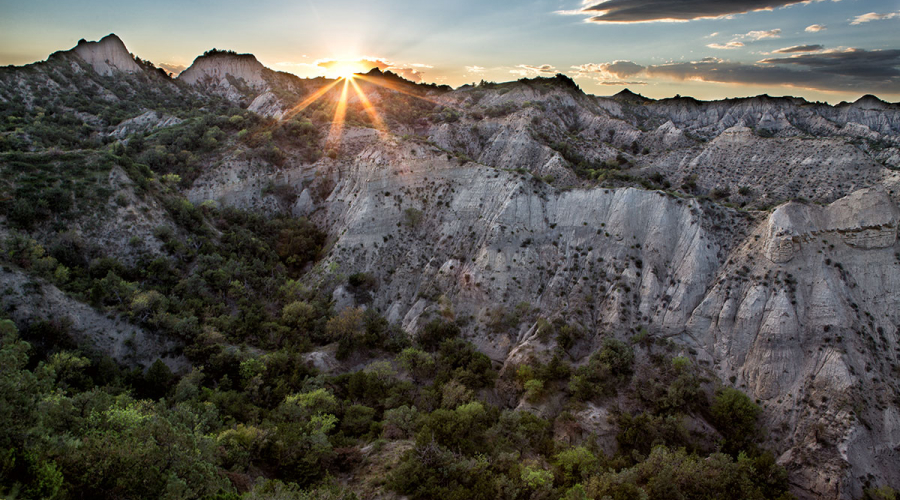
[
  {"left": 772, "top": 44, "right": 824, "bottom": 54},
  {"left": 604, "top": 60, "right": 645, "bottom": 78},
  {"left": 758, "top": 49, "right": 900, "bottom": 78},
  {"left": 575, "top": 0, "right": 813, "bottom": 23},
  {"left": 641, "top": 49, "right": 900, "bottom": 93}
]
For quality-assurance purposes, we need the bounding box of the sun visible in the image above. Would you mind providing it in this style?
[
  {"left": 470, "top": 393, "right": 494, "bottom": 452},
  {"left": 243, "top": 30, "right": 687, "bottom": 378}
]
[{"left": 327, "top": 60, "right": 369, "bottom": 79}]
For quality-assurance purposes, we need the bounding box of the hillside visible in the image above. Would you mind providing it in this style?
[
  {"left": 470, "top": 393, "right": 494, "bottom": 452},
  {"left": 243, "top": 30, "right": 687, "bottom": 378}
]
[{"left": 1, "top": 35, "right": 899, "bottom": 500}]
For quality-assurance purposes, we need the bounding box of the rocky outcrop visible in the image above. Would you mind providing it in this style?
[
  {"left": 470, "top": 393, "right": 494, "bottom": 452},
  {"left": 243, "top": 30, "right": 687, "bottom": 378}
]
[
  {"left": 179, "top": 51, "right": 267, "bottom": 89},
  {"left": 765, "top": 188, "right": 899, "bottom": 263},
  {"left": 109, "top": 110, "right": 183, "bottom": 139},
  {"left": 178, "top": 51, "right": 308, "bottom": 112},
  {"left": 71, "top": 34, "right": 141, "bottom": 76}
]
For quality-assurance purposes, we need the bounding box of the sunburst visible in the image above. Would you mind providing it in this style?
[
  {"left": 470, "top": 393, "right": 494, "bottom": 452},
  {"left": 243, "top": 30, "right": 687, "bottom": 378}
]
[{"left": 325, "top": 77, "right": 351, "bottom": 149}]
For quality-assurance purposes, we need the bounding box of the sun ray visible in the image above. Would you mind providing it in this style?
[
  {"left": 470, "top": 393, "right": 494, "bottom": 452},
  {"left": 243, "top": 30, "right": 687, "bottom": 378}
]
[
  {"left": 355, "top": 74, "right": 445, "bottom": 106},
  {"left": 349, "top": 76, "right": 388, "bottom": 134},
  {"left": 280, "top": 78, "right": 342, "bottom": 123},
  {"left": 326, "top": 77, "right": 351, "bottom": 150}
]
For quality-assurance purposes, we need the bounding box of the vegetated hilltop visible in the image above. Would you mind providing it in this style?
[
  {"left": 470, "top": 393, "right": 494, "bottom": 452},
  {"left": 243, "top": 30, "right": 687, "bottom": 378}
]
[{"left": 1, "top": 34, "right": 899, "bottom": 500}]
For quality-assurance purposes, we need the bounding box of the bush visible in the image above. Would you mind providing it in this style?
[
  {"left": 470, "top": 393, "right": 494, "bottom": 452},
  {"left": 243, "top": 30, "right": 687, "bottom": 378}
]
[
  {"left": 711, "top": 387, "right": 761, "bottom": 454},
  {"left": 417, "top": 318, "right": 460, "bottom": 352},
  {"left": 597, "top": 338, "right": 634, "bottom": 376},
  {"left": 403, "top": 207, "right": 424, "bottom": 228},
  {"left": 555, "top": 446, "right": 600, "bottom": 485}
]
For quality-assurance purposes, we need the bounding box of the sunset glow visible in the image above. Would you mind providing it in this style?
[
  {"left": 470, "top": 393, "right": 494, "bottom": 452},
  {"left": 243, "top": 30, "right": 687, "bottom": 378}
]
[
  {"left": 322, "top": 61, "right": 369, "bottom": 80},
  {"left": 2, "top": 0, "right": 897, "bottom": 102}
]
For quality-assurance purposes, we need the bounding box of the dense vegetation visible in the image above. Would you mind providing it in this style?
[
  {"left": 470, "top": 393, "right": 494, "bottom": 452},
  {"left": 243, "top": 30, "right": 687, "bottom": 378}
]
[{"left": 3, "top": 303, "right": 802, "bottom": 500}]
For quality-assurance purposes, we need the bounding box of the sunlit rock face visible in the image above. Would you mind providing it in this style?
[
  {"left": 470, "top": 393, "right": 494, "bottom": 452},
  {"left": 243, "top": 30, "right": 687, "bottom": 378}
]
[
  {"left": 178, "top": 51, "right": 308, "bottom": 117},
  {"left": 71, "top": 34, "right": 141, "bottom": 76},
  {"left": 179, "top": 52, "right": 267, "bottom": 89}
]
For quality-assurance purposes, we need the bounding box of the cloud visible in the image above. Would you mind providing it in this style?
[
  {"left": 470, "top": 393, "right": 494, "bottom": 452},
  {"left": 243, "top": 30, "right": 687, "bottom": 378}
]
[
  {"left": 707, "top": 41, "right": 746, "bottom": 49},
  {"left": 641, "top": 48, "right": 900, "bottom": 93},
  {"left": 573, "top": 48, "right": 900, "bottom": 94},
  {"left": 805, "top": 24, "right": 827, "bottom": 32},
  {"left": 598, "top": 80, "right": 648, "bottom": 85},
  {"left": 850, "top": 11, "right": 900, "bottom": 25},
  {"left": 511, "top": 64, "right": 558, "bottom": 77},
  {"left": 757, "top": 48, "right": 900, "bottom": 78},
  {"left": 519, "top": 64, "right": 558, "bottom": 74},
  {"left": 567, "top": 0, "right": 821, "bottom": 24},
  {"left": 603, "top": 60, "right": 646, "bottom": 78},
  {"left": 158, "top": 62, "right": 186, "bottom": 76},
  {"left": 739, "top": 29, "right": 782, "bottom": 40},
  {"left": 704, "top": 28, "right": 778, "bottom": 50},
  {"left": 572, "top": 60, "right": 646, "bottom": 78},
  {"left": 466, "top": 66, "right": 486, "bottom": 74},
  {"left": 771, "top": 44, "right": 824, "bottom": 54},
  {"left": 314, "top": 58, "right": 427, "bottom": 82},
  {"left": 389, "top": 67, "right": 426, "bottom": 82},
  {"left": 571, "top": 61, "right": 648, "bottom": 85}
]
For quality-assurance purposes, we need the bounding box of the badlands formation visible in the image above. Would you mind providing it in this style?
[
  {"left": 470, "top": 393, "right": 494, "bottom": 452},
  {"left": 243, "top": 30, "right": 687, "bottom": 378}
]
[{"left": 2, "top": 34, "right": 900, "bottom": 498}]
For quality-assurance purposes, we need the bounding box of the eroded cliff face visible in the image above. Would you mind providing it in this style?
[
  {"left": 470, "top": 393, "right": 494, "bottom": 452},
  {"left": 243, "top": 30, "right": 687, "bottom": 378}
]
[
  {"left": 71, "top": 34, "right": 142, "bottom": 76},
  {"left": 177, "top": 52, "right": 313, "bottom": 116},
  {"left": 184, "top": 118, "right": 900, "bottom": 498},
  {"left": 689, "top": 188, "right": 900, "bottom": 498}
]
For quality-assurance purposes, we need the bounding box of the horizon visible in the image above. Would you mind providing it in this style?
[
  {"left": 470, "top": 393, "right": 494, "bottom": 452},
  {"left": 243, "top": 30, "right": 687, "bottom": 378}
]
[{"left": 1, "top": 0, "right": 898, "bottom": 104}]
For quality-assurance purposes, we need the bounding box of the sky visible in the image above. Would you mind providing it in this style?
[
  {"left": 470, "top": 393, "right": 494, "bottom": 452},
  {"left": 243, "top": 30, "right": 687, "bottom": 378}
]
[{"left": 1, "top": 0, "right": 898, "bottom": 103}]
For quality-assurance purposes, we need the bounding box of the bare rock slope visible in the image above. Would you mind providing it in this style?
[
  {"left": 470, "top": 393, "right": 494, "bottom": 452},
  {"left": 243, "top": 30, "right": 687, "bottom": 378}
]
[{"left": 174, "top": 57, "right": 900, "bottom": 499}]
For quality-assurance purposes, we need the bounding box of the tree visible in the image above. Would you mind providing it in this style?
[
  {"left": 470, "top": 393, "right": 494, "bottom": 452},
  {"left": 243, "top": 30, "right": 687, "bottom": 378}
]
[
  {"left": 142, "top": 359, "right": 174, "bottom": 399},
  {"left": 417, "top": 318, "right": 460, "bottom": 352},
  {"left": 325, "top": 307, "right": 365, "bottom": 342},
  {"left": 269, "top": 389, "right": 339, "bottom": 485},
  {"left": 555, "top": 446, "right": 600, "bottom": 485},
  {"left": 397, "top": 348, "right": 435, "bottom": 381},
  {"left": 711, "top": 387, "right": 761, "bottom": 455}
]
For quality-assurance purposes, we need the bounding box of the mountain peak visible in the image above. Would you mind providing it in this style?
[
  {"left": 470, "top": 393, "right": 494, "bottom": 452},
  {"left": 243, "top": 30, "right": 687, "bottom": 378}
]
[
  {"left": 853, "top": 94, "right": 889, "bottom": 110},
  {"left": 613, "top": 88, "right": 653, "bottom": 103},
  {"left": 195, "top": 48, "right": 262, "bottom": 63},
  {"left": 178, "top": 48, "right": 267, "bottom": 89},
  {"left": 71, "top": 33, "right": 141, "bottom": 76}
]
